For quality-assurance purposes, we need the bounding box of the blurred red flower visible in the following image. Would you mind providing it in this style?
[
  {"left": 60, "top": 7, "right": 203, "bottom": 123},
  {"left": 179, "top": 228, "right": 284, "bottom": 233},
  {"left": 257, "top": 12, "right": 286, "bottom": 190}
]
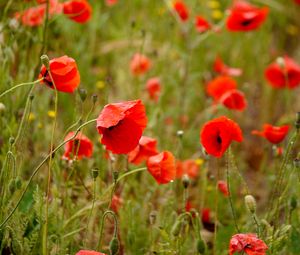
[
  {"left": 252, "top": 124, "right": 289, "bottom": 144},
  {"left": 128, "top": 136, "right": 158, "bottom": 165},
  {"left": 110, "top": 195, "right": 123, "bottom": 213},
  {"left": 213, "top": 56, "right": 242, "bottom": 77},
  {"left": 219, "top": 89, "right": 247, "bottom": 111},
  {"left": 76, "top": 251, "right": 106, "bottom": 255},
  {"left": 173, "top": 1, "right": 189, "bottom": 21},
  {"left": 195, "top": 15, "right": 211, "bottom": 33},
  {"left": 200, "top": 116, "right": 243, "bottom": 157},
  {"left": 264, "top": 56, "right": 300, "bottom": 89},
  {"left": 294, "top": 0, "right": 300, "bottom": 4},
  {"left": 106, "top": 0, "right": 118, "bottom": 6},
  {"left": 201, "top": 208, "right": 211, "bottom": 223},
  {"left": 217, "top": 180, "right": 229, "bottom": 196},
  {"left": 206, "top": 76, "right": 237, "bottom": 101},
  {"left": 39, "top": 55, "right": 80, "bottom": 93},
  {"left": 63, "top": 0, "right": 92, "bottom": 23},
  {"left": 97, "top": 100, "right": 147, "bottom": 154},
  {"left": 146, "top": 77, "right": 161, "bottom": 102},
  {"left": 63, "top": 131, "right": 93, "bottom": 160},
  {"left": 176, "top": 159, "right": 199, "bottom": 179},
  {"left": 226, "top": 1, "right": 268, "bottom": 32},
  {"left": 147, "top": 151, "right": 176, "bottom": 184},
  {"left": 130, "top": 53, "right": 151, "bottom": 76},
  {"left": 229, "top": 233, "right": 268, "bottom": 255}
]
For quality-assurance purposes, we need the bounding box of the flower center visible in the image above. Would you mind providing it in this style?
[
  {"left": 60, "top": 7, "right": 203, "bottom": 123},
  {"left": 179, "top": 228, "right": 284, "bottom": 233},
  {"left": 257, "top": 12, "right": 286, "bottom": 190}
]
[{"left": 217, "top": 135, "right": 222, "bottom": 144}]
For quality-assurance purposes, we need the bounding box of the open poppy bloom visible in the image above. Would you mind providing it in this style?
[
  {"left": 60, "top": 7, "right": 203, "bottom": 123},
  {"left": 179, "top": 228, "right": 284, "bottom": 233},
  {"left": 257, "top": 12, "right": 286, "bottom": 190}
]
[
  {"left": 200, "top": 116, "right": 243, "bottom": 157},
  {"left": 63, "top": 0, "right": 92, "bottom": 23},
  {"left": 130, "top": 53, "right": 151, "bottom": 76},
  {"left": 264, "top": 56, "right": 300, "bottom": 89},
  {"left": 62, "top": 131, "right": 93, "bottom": 160},
  {"left": 226, "top": 1, "right": 269, "bottom": 32},
  {"left": 146, "top": 77, "right": 161, "bottom": 102},
  {"left": 206, "top": 76, "right": 237, "bottom": 101},
  {"left": 97, "top": 100, "right": 147, "bottom": 154},
  {"left": 20, "top": 5, "right": 45, "bottom": 27},
  {"left": 173, "top": 1, "right": 189, "bottom": 21},
  {"left": 110, "top": 195, "right": 123, "bottom": 213},
  {"left": 217, "top": 180, "right": 229, "bottom": 196},
  {"left": 219, "top": 89, "right": 247, "bottom": 111},
  {"left": 252, "top": 124, "right": 289, "bottom": 144},
  {"left": 128, "top": 136, "right": 158, "bottom": 165},
  {"left": 229, "top": 233, "right": 268, "bottom": 255},
  {"left": 213, "top": 56, "right": 242, "bottom": 77},
  {"left": 39, "top": 55, "right": 80, "bottom": 93},
  {"left": 147, "top": 151, "right": 176, "bottom": 184},
  {"left": 176, "top": 159, "right": 199, "bottom": 179},
  {"left": 195, "top": 15, "right": 211, "bottom": 33},
  {"left": 76, "top": 251, "right": 106, "bottom": 255}
]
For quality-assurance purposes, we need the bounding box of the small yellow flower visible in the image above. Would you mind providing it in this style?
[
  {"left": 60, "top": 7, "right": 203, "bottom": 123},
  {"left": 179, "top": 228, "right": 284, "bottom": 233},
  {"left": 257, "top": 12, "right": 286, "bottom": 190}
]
[
  {"left": 96, "top": 81, "right": 105, "bottom": 89},
  {"left": 47, "top": 111, "right": 56, "bottom": 118},
  {"left": 195, "top": 158, "right": 204, "bottom": 166},
  {"left": 28, "top": 113, "right": 35, "bottom": 121},
  {"left": 207, "top": 186, "right": 213, "bottom": 192},
  {"left": 212, "top": 10, "right": 223, "bottom": 20},
  {"left": 38, "top": 122, "right": 43, "bottom": 129},
  {"left": 286, "top": 24, "right": 298, "bottom": 36},
  {"left": 207, "top": 0, "right": 220, "bottom": 9}
]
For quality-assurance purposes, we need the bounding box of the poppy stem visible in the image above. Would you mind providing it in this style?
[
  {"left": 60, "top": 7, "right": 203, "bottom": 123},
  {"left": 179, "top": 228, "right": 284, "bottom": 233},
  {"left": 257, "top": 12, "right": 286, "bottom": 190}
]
[
  {"left": 97, "top": 210, "right": 119, "bottom": 251},
  {"left": 0, "top": 118, "right": 97, "bottom": 230},
  {"left": 0, "top": 78, "right": 43, "bottom": 99},
  {"left": 226, "top": 150, "right": 240, "bottom": 233}
]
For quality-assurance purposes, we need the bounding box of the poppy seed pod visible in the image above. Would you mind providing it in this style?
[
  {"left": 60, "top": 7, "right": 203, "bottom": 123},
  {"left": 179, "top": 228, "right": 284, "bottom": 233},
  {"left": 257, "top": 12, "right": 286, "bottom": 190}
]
[
  {"left": 91, "top": 168, "right": 99, "bottom": 179},
  {"left": 113, "top": 171, "right": 119, "bottom": 183},
  {"left": 109, "top": 236, "right": 120, "bottom": 255},
  {"left": 40, "top": 54, "right": 50, "bottom": 69},
  {"left": 182, "top": 174, "right": 190, "bottom": 189},
  {"left": 245, "top": 195, "right": 256, "bottom": 214},
  {"left": 78, "top": 88, "right": 87, "bottom": 102},
  {"left": 92, "top": 94, "right": 98, "bottom": 104}
]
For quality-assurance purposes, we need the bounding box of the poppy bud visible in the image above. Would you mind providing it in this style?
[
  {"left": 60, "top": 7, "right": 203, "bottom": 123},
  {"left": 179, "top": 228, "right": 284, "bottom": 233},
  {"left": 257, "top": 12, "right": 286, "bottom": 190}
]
[
  {"left": 91, "top": 168, "right": 99, "bottom": 179},
  {"left": 78, "top": 88, "right": 87, "bottom": 102},
  {"left": 182, "top": 174, "right": 190, "bottom": 189},
  {"left": 290, "top": 196, "right": 297, "bottom": 210},
  {"left": 9, "top": 137, "right": 15, "bottom": 145},
  {"left": 196, "top": 238, "right": 206, "bottom": 254},
  {"left": 0, "top": 103, "right": 6, "bottom": 115},
  {"left": 92, "top": 94, "right": 98, "bottom": 104},
  {"left": 245, "top": 195, "right": 256, "bottom": 214},
  {"left": 295, "top": 112, "right": 300, "bottom": 130},
  {"left": 40, "top": 54, "right": 50, "bottom": 70},
  {"left": 149, "top": 211, "right": 157, "bottom": 225},
  {"left": 29, "top": 93, "right": 34, "bottom": 101},
  {"left": 109, "top": 236, "right": 120, "bottom": 255},
  {"left": 14, "top": 176, "right": 22, "bottom": 189},
  {"left": 8, "top": 179, "right": 15, "bottom": 193},
  {"left": 171, "top": 219, "right": 183, "bottom": 237},
  {"left": 113, "top": 171, "right": 119, "bottom": 183},
  {"left": 177, "top": 130, "right": 184, "bottom": 137}
]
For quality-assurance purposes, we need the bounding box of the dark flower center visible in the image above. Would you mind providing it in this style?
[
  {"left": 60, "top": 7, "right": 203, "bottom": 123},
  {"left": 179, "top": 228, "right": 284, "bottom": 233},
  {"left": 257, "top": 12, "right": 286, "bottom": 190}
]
[
  {"left": 42, "top": 70, "right": 53, "bottom": 87},
  {"left": 241, "top": 19, "right": 253, "bottom": 27},
  {"left": 217, "top": 135, "right": 222, "bottom": 144}
]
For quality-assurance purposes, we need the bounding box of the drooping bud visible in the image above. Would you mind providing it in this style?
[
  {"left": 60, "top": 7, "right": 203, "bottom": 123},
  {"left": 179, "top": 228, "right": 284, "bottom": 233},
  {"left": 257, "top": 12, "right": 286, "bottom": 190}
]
[
  {"left": 109, "top": 236, "right": 120, "bottom": 255},
  {"left": 245, "top": 195, "right": 256, "bottom": 214},
  {"left": 78, "top": 88, "right": 87, "bottom": 102},
  {"left": 40, "top": 54, "right": 50, "bottom": 70}
]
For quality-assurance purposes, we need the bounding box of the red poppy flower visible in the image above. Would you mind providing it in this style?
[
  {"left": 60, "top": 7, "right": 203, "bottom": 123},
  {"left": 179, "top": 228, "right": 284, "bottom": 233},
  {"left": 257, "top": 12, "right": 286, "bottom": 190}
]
[
  {"left": 294, "top": 0, "right": 300, "bottom": 4},
  {"left": 128, "top": 136, "right": 158, "bottom": 165},
  {"left": 147, "top": 151, "right": 176, "bottom": 184},
  {"left": 217, "top": 180, "right": 229, "bottom": 196},
  {"left": 264, "top": 56, "right": 300, "bottom": 89},
  {"left": 39, "top": 55, "right": 80, "bottom": 93},
  {"left": 130, "top": 53, "right": 151, "bottom": 76},
  {"left": 106, "top": 0, "right": 118, "bottom": 6},
  {"left": 176, "top": 159, "right": 199, "bottom": 179},
  {"left": 206, "top": 76, "right": 237, "bottom": 101},
  {"left": 173, "top": 1, "right": 189, "bottom": 21},
  {"left": 200, "top": 116, "right": 243, "bottom": 158},
  {"left": 252, "top": 124, "right": 289, "bottom": 144},
  {"left": 201, "top": 208, "right": 211, "bottom": 223},
  {"left": 226, "top": 1, "right": 269, "bottom": 32},
  {"left": 76, "top": 251, "right": 106, "bottom": 255},
  {"left": 97, "top": 100, "right": 147, "bottom": 154},
  {"left": 219, "top": 89, "right": 247, "bottom": 111},
  {"left": 213, "top": 56, "right": 242, "bottom": 77},
  {"left": 146, "top": 77, "right": 161, "bottom": 102},
  {"left": 62, "top": 131, "right": 93, "bottom": 160},
  {"left": 229, "top": 233, "right": 268, "bottom": 255},
  {"left": 63, "top": 0, "right": 92, "bottom": 23},
  {"left": 195, "top": 15, "right": 211, "bottom": 33},
  {"left": 110, "top": 195, "right": 123, "bottom": 213},
  {"left": 20, "top": 5, "right": 45, "bottom": 26}
]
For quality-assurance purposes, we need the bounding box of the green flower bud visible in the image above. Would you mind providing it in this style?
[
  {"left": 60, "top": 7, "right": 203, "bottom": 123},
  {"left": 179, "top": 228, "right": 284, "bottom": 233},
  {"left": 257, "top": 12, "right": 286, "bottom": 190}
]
[
  {"left": 196, "top": 238, "right": 206, "bottom": 254},
  {"left": 14, "top": 176, "right": 22, "bottom": 189},
  {"left": 78, "top": 88, "right": 87, "bottom": 102},
  {"left": 8, "top": 179, "right": 15, "bottom": 193},
  {"left": 109, "top": 236, "right": 120, "bottom": 255},
  {"left": 290, "top": 196, "right": 297, "bottom": 210},
  {"left": 245, "top": 195, "right": 256, "bottom": 214},
  {"left": 171, "top": 219, "right": 182, "bottom": 237},
  {"left": 9, "top": 137, "right": 15, "bottom": 145},
  {"left": 40, "top": 55, "right": 50, "bottom": 70}
]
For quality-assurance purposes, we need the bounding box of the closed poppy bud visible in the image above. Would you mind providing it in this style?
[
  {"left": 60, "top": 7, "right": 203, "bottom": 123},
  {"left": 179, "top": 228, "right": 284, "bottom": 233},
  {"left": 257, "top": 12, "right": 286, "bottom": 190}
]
[
  {"left": 147, "top": 151, "right": 176, "bottom": 184},
  {"left": 96, "top": 100, "right": 147, "bottom": 154},
  {"left": 173, "top": 1, "right": 189, "bottom": 22},
  {"left": 91, "top": 168, "right": 99, "bottom": 179},
  {"left": 226, "top": 1, "right": 268, "bottom": 32},
  {"left": 63, "top": 0, "right": 92, "bottom": 24},
  {"left": 130, "top": 53, "right": 151, "bottom": 76},
  {"left": 40, "top": 54, "right": 50, "bottom": 69},
  {"left": 171, "top": 219, "right": 183, "bottom": 236},
  {"left": 200, "top": 116, "right": 243, "bottom": 158},
  {"left": 196, "top": 238, "right": 206, "bottom": 254},
  {"left": 245, "top": 195, "right": 256, "bottom": 214},
  {"left": 9, "top": 137, "right": 15, "bottom": 145},
  {"left": 62, "top": 131, "right": 93, "bottom": 160},
  {"left": 14, "top": 176, "right": 22, "bottom": 190},
  {"left": 39, "top": 55, "right": 80, "bottom": 93},
  {"left": 78, "top": 88, "right": 87, "bottom": 102},
  {"left": 109, "top": 237, "right": 120, "bottom": 255}
]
